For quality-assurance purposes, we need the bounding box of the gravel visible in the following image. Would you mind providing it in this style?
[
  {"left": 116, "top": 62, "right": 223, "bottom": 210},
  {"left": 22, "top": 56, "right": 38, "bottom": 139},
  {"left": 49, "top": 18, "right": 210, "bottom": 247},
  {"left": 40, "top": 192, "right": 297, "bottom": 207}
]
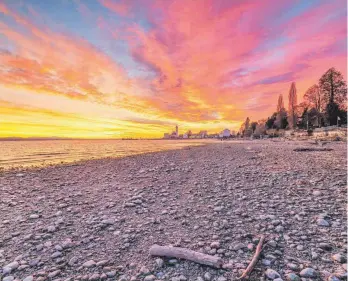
[{"left": 0, "top": 140, "right": 346, "bottom": 281}]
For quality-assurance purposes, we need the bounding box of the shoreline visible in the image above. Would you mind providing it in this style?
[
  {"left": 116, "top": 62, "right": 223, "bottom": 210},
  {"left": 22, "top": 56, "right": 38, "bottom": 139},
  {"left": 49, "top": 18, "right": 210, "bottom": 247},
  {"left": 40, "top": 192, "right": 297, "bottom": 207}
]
[{"left": 0, "top": 141, "right": 346, "bottom": 281}]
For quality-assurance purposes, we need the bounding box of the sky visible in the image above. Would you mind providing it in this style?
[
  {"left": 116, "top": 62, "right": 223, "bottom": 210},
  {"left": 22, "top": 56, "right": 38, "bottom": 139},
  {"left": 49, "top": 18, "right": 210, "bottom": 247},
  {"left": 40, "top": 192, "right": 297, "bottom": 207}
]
[{"left": 0, "top": 0, "right": 347, "bottom": 138}]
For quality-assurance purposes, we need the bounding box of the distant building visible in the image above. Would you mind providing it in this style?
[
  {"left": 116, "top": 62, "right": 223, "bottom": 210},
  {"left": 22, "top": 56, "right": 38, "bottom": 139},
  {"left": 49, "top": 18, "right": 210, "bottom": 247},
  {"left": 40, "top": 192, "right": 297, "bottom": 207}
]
[
  {"left": 164, "top": 133, "right": 170, "bottom": 139},
  {"left": 219, "top": 129, "right": 231, "bottom": 138},
  {"left": 183, "top": 133, "right": 188, "bottom": 139},
  {"left": 175, "top": 125, "right": 178, "bottom": 137}
]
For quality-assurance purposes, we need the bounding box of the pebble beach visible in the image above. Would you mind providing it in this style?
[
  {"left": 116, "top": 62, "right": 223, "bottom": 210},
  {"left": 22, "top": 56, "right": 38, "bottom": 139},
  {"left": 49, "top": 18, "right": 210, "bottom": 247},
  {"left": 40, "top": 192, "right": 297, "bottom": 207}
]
[{"left": 0, "top": 140, "right": 347, "bottom": 281}]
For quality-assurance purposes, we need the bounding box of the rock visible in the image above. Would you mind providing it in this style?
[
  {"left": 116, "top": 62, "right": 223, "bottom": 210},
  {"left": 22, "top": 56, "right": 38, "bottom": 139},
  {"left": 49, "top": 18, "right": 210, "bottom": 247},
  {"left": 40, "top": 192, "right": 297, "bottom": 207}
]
[
  {"left": 262, "top": 259, "right": 272, "bottom": 266},
  {"left": 285, "top": 273, "right": 301, "bottom": 281},
  {"left": 204, "top": 272, "right": 212, "bottom": 281},
  {"left": 51, "top": 251, "right": 62, "bottom": 258},
  {"left": 4, "top": 261, "right": 19, "bottom": 270},
  {"left": 168, "top": 259, "right": 178, "bottom": 265},
  {"left": 327, "top": 275, "right": 340, "bottom": 281},
  {"left": 265, "top": 269, "right": 281, "bottom": 279},
  {"left": 210, "top": 242, "right": 220, "bottom": 248},
  {"left": 89, "top": 273, "right": 100, "bottom": 281},
  {"left": 332, "top": 253, "right": 347, "bottom": 263},
  {"left": 275, "top": 225, "right": 284, "bottom": 232},
  {"left": 311, "top": 252, "right": 319, "bottom": 259},
  {"left": 299, "top": 268, "right": 318, "bottom": 278},
  {"left": 23, "top": 276, "right": 34, "bottom": 281},
  {"left": 317, "top": 218, "right": 330, "bottom": 227},
  {"left": 312, "top": 190, "right": 321, "bottom": 196},
  {"left": 106, "top": 271, "right": 117, "bottom": 278},
  {"left": 144, "top": 275, "right": 156, "bottom": 281},
  {"left": 3, "top": 276, "right": 14, "bottom": 281},
  {"left": 68, "top": 256, "right": 78, "bottom": 266},
  {"left": 319, "top": 243, "right": 333, "bottom": 251},
  {"left": 96, "top": 260, "right": 109, "bottom": 266},
  {"left": 155, "top": 258, "right": 164, "bottom": 268},
  {"left": 217, "top": 277, "right": 227, "bottom": 281},
  {"left": 178, "top": 275, "right": 187, "bottom": 281},
  {"left": 83, "top": 260, "right": 96, "bottom": 268},
  {"left": 274, "top": 279, "right": 283, "bottom": 281},
  {"left": 29, "top": 214, "right": 40, "bottom": 219},
  {"left": 48, "top": 270, "right": 61, "bottom": 278}
]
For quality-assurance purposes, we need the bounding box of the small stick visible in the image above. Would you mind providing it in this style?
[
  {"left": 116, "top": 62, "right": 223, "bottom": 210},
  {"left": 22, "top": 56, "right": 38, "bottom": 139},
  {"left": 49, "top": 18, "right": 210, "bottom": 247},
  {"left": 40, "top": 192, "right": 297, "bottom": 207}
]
[
  {"left": 237, "top": 235, "right": 265, "bottom": 280},
  {"left": 149, "top": 244, "right": 223, "bottom": 268}
]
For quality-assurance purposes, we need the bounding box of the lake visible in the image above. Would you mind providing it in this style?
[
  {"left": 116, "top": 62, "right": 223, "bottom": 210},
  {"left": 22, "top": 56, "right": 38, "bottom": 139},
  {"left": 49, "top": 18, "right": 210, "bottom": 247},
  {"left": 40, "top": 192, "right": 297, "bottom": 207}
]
[{"left": 0, "top": 139, "right": 214, "bottom": 169}]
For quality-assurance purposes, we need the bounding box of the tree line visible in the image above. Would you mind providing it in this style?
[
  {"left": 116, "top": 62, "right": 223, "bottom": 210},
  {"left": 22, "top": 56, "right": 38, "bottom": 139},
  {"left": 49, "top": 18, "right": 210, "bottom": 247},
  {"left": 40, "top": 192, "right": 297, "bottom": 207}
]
[{"left": 239, "top": 67, "right": 347, "bottom": 137}]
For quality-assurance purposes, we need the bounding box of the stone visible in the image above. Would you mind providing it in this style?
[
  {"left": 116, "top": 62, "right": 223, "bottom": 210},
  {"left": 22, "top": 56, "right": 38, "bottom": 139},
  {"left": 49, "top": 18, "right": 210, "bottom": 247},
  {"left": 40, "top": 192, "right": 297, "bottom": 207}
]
[
  {"left": 332, "top": 253, "right": 347, "bottom": 263},
  {"left": 155, "top": 258, "right": 164, "bottom": 268},
  {"left": 210, "top": 242, "right": 220, "bottom": 249},
  {"left": 217, "top": 277, "right": 227, "bottom": 281},
  {"left": 83, "top": 260, "right": 96, "bottom": 268},
  {"left": 51, "top": 251, "right": 62, "bottom": 258},
  {"left": 144, "top": 275, "right": 156, "bottom": 281},
  {"left": 285, "top": 273, "right": 301, "bottom": 281},
  {"left": 168, "top": 259, "right": 178, "bottom": 265},
  {"left": 178, "top": 275, "right": 187, "bottom": 281},
  {"left": 312, "top": 190, "right": 321, "bottom": 196},
  {"left": 3, "top": 276, "right": 14, "bottom": 281},
  {"left": 274, "top": 279, "right": 283, "bottom": 281},
  {"left": 29, "top": 214, "right": 40, "bottom": 219},
  {"left": 204, "top": 272, "right": 212, "bottom": 281},
  {"left": 106, "top": 271, "right": 117, "bottom": 278},
  {"left": 96, "top": 260, "right": 109, "bottom": 266},
  {"left": 89, "top": 273, "right": 100, "bottom": 281},
  {"left": 265, "top": 269, "right": 281, "bottom": 279},
  {"left": 327, "top": 275, "right": 340, "bottom": 281},
  {"left": 4, "top": 261, "right": 19, "bottom": 270},
  {"left": 317, "top": 218, "right": 330, "bottom": 227},
  {"left": 23, "top": 276, "right": 34, "bottom": 281},
  {"left": 299, "top": 268, "right": 318, "bottom": 278},
  {"left": 68, "top": 256, "right": 78, "bottom": 266},
  {"left": 48, "top": 270, "right": 61, "bottom": 278}
]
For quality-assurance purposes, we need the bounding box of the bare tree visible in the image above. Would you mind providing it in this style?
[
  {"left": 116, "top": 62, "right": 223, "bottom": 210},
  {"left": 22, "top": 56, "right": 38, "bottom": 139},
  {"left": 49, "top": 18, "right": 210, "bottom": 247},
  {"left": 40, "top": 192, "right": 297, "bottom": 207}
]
[
  {"left": 319, "top": 67, "right": 347, "bottom": 109},
  {"left": 287, "top": 82, "right": 297, "bottom": 129},
  {"left": 303, "top": 84, "right": 323, "bottom": 112},
  {"left": 276, "top": 94, "right": 285, "bottom": 113}
]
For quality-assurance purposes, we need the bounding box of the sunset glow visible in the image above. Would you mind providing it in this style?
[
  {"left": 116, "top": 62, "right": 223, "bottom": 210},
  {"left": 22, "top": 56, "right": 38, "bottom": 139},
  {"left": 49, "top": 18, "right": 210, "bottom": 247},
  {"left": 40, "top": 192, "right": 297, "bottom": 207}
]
[{"left": 0, "top": 0, "right": 346, "bottom": 138}]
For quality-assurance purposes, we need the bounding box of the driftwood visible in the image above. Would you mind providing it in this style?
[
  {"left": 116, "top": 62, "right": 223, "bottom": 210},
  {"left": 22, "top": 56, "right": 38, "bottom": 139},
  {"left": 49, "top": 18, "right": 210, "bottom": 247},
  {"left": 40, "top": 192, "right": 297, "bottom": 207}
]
[
  {"left": 293, "top": 147, "right": 333, "bottom": 152},
  {"left": 149, "top": 244, "right": 223, "bottom": 268},
  {"left": 238, "top": 235, "right": 265, "bottom": 280}
]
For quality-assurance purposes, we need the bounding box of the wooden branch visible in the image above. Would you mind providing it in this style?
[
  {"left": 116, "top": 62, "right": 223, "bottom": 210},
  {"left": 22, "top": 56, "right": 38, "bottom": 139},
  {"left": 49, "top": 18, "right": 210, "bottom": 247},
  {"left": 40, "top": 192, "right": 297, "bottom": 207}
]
[
  {"left": 238, "top": 235, "right": 265, "bottom": 280},
  {"left": 149, "top": 244, "right": 223, "bottom": 268}
]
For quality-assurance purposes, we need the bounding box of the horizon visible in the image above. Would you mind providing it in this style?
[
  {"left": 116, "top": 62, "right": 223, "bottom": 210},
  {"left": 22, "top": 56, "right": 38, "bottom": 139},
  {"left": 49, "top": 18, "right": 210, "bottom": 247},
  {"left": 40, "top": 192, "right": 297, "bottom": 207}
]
[{"left": 0, "top": 0, "right": 347, "bottom": 138}]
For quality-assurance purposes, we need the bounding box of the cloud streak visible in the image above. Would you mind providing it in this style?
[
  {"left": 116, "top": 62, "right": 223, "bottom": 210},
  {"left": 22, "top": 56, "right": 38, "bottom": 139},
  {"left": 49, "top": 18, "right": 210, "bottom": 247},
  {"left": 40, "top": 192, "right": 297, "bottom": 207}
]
[{"left": 0, "top": 0, "right": 346, "bottom": 137}]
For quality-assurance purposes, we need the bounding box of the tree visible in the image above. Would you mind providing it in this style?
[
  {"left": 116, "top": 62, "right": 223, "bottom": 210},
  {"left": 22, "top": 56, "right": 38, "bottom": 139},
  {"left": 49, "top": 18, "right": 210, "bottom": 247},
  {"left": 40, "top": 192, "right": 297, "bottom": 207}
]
[
  {"left": 303, "top": 84, "right": 324, "bottom": 112},
  {"left": 266, "top": 113, "right": 277, "bottom": 129},
  {"left": 239, "top": 117, "right": 251, "bottom": 137},
  {"left": 276, "top": 94, "right": 285, "bottom": 112},
  {"left": 319, "top": 67, "right": 347, "bottom": 109},
  {"left": 250, "top": 122, "right": 258, "bottom": 133},
  {"left": 326, "top": 102, "right": 340, "bottom": 126},
  {"left": 275, "top": 109, "right": 288, "bottom": 129},
  {"left": 287, "top": 82, "right": 298, "bottom": 129}
]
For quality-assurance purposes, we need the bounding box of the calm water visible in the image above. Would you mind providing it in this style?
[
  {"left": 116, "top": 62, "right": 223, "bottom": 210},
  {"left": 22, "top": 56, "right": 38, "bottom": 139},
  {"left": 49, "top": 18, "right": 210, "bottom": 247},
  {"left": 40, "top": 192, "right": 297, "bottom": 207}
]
[{"left": 0, "top": 139, "right": 214, "bottom": 169}]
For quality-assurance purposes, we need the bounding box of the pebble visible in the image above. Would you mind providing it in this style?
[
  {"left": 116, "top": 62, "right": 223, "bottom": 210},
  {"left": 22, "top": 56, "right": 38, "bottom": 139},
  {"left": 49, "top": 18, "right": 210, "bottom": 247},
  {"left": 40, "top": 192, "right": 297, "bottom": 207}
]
[
  {"left": 23, "top": 276, "right": 34, "bottom": 281},
  {"left": 29, "top": 214, "right": 40, "bottom": 219},
  {"left": 155, "top": 258, "right": 164, "bottom": 268},
  {"left": 327, "top": 276, "right": 340, "bottom": 281},
  {"left": 144, "top": 275, "right": 156, "bottom": 281},
  {"left": 265, "top": 269, "right": 281, "bottom": 279},
  {"left": 89, "top": 273, "right": 100, "bottom": 281},
  {"left": 48, "top": 270, "right": 61, "bottom": 278},
  {"left": 83, "top": 260, "right": 96, "bottom": 268},
  {"left": 332, "top": 253, "right": 346, "bottom": 263},
  {"left": 299, "top": 268, "right": 318, "bottom": 278},
  {"left": 3, "top": 276, "right": 14, "bottom": 281},
  {"left": 204, "top": 272, "right": 212, "bottom": 281},
  {"left": 285, "top": 273, "right": 301, "bottom": 281},
  {"left": 317, "top": 218, "right": 330, "bottom": 227}
]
